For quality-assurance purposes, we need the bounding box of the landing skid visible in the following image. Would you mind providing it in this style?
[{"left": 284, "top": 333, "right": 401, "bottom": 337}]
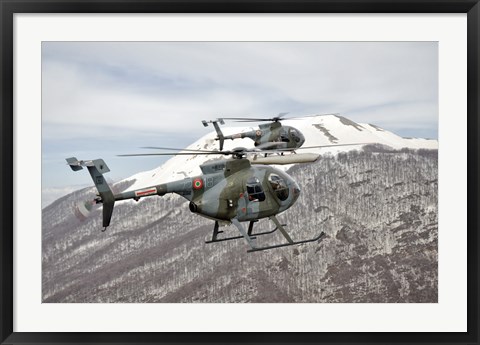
[
  {"left": 205, "top": 220, "right": 280, "bottom": 244},
  {"left": 247, "top": 231, "right": 325, "bottom": 252},
  {"left": 206, "top": 216, "right": 326, "bottom": 252}
]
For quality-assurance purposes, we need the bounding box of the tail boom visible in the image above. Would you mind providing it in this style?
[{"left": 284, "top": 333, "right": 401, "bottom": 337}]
[{"left": 67, "top": 157, "right": 194, "bottom": 230}]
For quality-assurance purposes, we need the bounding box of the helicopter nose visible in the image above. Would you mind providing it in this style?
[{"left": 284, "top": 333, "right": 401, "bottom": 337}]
[
  {"left": 292, "top": 182, "right": 301, "bottom": 202},
  {"left": 298, "top": 133, "right": 305, "bottom": 147}
]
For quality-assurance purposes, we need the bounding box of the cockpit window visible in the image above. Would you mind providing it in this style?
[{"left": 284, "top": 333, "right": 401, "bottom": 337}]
[
  {"left": 290, "top": 128, "right": 301, "bottom": 142},
  {"left": 246, "top": 177, "right": 265, "bottom": 202},
  {"left": 268, "top": 174, "right": 289, "bottom": 201},
  {"left": 280, "top": 129, "right": 290, "bottom": 142}
]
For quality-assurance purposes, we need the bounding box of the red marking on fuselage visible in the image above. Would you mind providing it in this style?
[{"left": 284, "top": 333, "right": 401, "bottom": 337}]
[{"left": 135, "top": 188, "right": 157, "bottom": 197}]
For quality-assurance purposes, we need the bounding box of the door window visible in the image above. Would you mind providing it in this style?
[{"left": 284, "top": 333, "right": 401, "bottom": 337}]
[
  {"left": 268, "top": 174, "right": 289, "bottom": 201},
  {"left": 246, "top": 177, "right": 266, "bottom": 201}
]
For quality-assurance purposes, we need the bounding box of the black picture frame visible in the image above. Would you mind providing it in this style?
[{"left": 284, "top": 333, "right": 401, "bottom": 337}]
[{"left": 1, "top": 1, "right": 479, "bottom": 344}]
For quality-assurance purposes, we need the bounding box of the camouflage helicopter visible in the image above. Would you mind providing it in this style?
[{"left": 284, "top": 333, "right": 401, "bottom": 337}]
[
  {"left": 202, "top": 113, "right": 338, "bottom": 151},
  {"left": 66, "top": 147, "right": 326, "bottom": 253}
]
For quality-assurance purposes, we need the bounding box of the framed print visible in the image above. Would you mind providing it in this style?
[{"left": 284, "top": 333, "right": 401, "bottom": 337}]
[{"left": 1, "top": 0, "right": 479, "bottom": 344}]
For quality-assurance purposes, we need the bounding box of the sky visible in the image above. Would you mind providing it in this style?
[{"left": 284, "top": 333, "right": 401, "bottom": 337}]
[{"left": 42, "top": 41, "right": 438, "bottom": 207}]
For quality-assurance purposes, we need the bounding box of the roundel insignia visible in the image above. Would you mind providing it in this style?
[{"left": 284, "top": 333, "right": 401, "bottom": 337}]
[
  {"left": 192, "top": 178, "right": 203, "bottom": 190},
  {"left": 255, "top": 130, "right": 262, "bottom": 137}
]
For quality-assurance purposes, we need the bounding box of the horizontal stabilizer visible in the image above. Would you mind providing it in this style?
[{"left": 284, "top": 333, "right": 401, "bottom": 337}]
[
  {"left": 65, "top": 157, "right": 110, "bottom": 173},
  {"left": 66, "top": 157, "right": 83, "bottom": 171}
]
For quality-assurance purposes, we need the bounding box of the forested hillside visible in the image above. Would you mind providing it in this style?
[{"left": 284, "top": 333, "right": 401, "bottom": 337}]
[{"left": 42, "top": 147, "right": 437, "bottom": 303}]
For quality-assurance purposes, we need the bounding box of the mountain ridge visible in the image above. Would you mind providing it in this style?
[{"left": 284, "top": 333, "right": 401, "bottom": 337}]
[
  {"left": 120, "top": 114, "right": 437, "bottom": 192},
  {"left": 42, "top": 115, "right": 438, "bottom": 303}
]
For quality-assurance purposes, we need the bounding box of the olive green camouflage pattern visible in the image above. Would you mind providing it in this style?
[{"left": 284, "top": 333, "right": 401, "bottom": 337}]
[
  {"left": 66, "top": 155, "right": 324, "bottom": 252},
  {"left": 203, "top": 119, "right": 305, "bottom": 151}
]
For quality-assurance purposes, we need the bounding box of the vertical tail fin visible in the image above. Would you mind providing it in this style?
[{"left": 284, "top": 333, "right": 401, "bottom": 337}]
[
  {"left": 66, "top": 157, "right": 115, "bottom": 230},
  {"left": 202, "top": 118, "right": 225, "bottom": 150}
]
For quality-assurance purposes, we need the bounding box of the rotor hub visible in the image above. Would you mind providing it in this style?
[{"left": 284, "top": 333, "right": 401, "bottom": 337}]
[{"left": 231, "top": 147, "right": 248, "bottom": 159}]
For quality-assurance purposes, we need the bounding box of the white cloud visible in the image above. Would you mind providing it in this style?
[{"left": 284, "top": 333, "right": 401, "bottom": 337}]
[
  {"left": 42, "top": 42, "right": 437, "bottom": 128},
  {"left": 42, "top": 41, "right": 438, "bottom": 191}
]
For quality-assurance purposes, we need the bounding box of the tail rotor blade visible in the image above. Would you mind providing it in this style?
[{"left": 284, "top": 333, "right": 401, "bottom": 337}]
[{"left": 74, "top": 199, "right": 95, "bottom": 221}]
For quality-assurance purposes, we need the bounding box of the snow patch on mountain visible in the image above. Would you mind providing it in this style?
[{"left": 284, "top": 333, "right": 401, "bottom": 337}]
[{"left": 120, "top": 115, "right": 438, "bottom": 191}]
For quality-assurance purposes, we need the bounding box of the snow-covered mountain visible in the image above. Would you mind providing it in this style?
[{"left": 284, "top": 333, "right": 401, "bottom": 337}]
[
  {"left": 123, "top": 114, "right": 437, "bottom": 191},
  {"left": 42, "top": 114, "right": 438, "bottom": 303}
]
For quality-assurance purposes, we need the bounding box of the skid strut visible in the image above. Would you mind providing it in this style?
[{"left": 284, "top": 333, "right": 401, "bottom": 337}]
[
  {"left": 245, "top": 216, "right": 325, "bottom": 252},
  {"left": 205, "top": 220, "right": 280, "bottom": 244}
]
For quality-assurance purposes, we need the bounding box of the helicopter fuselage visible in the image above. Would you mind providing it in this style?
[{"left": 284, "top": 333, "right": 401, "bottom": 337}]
[
  {"left": 66, "top": 153, "right": 324, "bottom": 252},
  {"left": 188, "top": 160, "right": 301, "bottom": 222},
  {"left": 225, "top": 122, "right": 305, "bottom": 150},
  {"left": 114, "top": 158, "right": 301, "bottom": 223}
]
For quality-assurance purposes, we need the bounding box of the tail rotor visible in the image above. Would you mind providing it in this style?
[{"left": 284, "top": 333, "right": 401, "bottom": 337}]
[{"left": 74, "top": 199, "right": 95, "bottom": 221}]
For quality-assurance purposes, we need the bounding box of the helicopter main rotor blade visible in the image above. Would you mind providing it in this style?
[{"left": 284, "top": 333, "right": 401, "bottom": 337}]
[
  {"left": 221, "top": 117, "right": 276, "bottom": 122},
  {"left": 120, "top": 142, "right": 369, "bottom": 159},
  {"left": 221, "top": 112, "right": 339, "bottom": 123},
  {"left": 118, "top": 152, "right": 228, "bottom": 157},
  {"left": 287, "top": 113, "right": 340, "bottom": 119},
  {"left": 118, "top": 146, "right": 262, "bottom": 157},
  {"left": 222, "top": 113, "right": 289, "bottom": 122},
  {"left": 249, "top": 153, "right": 320, "bottom": 165},
  {"left": 278, "top": 142, "right": 375, "bottom": 152},
  {"left": 140, "top": 146, "right": 220, "bottom": 153}
]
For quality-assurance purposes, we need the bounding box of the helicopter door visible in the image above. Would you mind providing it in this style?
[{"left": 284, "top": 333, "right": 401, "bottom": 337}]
[{"left": 246, "top": 177, "right": 265, "bottom": 202}]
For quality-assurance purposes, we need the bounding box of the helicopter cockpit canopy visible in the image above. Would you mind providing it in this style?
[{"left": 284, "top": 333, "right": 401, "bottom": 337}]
[
  {"left": 279, "top": 128, "right": 290, "bottom": 142},
  {"left": 246, "top": 177, "right": 266, "bottom": 201},
  {"left": 289, "top": 128, "right": 302, "bottom": 143},
  {"left": 268, "top": 173, "right": 289, "bottom": 201}
]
